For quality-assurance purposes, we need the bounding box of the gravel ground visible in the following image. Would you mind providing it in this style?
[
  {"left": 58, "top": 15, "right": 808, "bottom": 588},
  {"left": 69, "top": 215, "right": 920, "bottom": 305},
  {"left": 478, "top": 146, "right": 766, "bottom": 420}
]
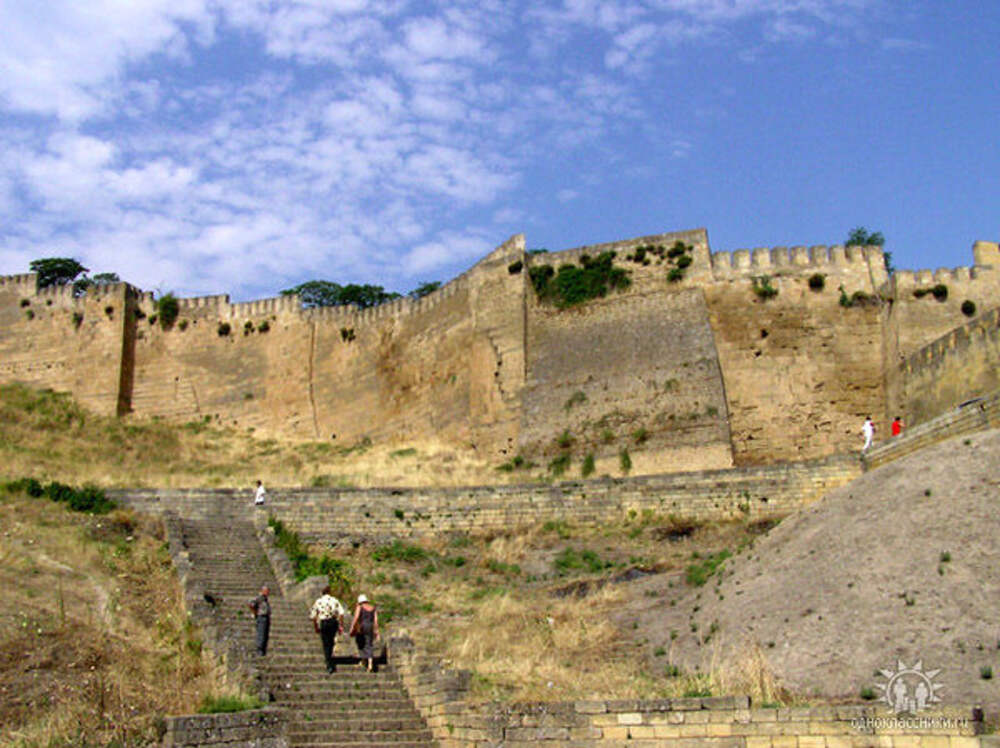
[{"left": 628, "top": 429, "right": 1000, "bottom": 709}]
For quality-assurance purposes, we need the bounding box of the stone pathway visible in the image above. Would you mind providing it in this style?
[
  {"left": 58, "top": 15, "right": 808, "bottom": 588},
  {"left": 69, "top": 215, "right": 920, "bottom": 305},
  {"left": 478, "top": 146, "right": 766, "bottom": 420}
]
[{"left": 175, "top": 506, "right": 436, "bottom": 748}]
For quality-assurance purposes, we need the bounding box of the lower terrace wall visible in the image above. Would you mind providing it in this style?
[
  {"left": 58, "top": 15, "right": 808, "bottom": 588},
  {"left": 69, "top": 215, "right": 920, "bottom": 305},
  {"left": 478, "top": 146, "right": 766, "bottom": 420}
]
[
  {"left": 160, "top": 709, "right": 287, "bottom": 747},
  {"left": 111, "top": 456, "right": 860, "bottom": 544},
  {"left": 392, "top": 639, "right": 984, "bottom": 748}
]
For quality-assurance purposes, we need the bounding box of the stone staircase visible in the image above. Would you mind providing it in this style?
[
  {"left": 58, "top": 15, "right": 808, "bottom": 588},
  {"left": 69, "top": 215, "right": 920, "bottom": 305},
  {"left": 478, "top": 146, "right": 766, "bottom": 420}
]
[{"left": 173, "top": 505, "right": 436, "bottom": 747}]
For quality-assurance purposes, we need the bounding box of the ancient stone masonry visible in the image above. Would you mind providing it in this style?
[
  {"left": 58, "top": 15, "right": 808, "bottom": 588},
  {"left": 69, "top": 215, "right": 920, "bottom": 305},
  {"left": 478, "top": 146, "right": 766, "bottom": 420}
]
[{"left": 2, "top": 229, "right": 998, "bottom": 469}]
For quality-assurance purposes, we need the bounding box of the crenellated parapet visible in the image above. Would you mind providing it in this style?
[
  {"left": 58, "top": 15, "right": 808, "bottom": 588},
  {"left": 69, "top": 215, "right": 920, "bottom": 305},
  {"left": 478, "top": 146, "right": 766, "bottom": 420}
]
[
  {"left": 230, "top": 294, "right": 301, "bottom": 317},
  {"left": 710, "top": 244, "right": 885, "bottom": 285},
  {"left": 0, "top": 273, "right": 39, "bottom": 291},
  {"left": 900, "top": 305, "right": 1000, "bottom": 377},
  {"left": 892, "top": 265, "right": 984, "bottom": 293}
]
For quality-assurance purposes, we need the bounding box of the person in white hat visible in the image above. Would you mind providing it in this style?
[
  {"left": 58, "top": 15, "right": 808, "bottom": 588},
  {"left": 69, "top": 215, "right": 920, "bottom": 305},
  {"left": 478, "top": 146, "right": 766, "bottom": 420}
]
[{"left": 349, "top": 594, "right": 379, "bottom": 672}]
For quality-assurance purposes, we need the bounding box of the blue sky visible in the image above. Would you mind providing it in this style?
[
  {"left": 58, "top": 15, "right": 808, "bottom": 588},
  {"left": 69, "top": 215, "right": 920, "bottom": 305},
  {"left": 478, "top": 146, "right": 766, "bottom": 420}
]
[{"left": 1, "top": 0, "right": 997, "bottom": 301}]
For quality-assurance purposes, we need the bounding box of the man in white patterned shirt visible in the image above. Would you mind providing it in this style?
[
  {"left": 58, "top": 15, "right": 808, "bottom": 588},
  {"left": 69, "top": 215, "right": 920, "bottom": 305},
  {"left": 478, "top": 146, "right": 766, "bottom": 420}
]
[{"left": 310, "top": 586, "right": 346, "bottom": 673}]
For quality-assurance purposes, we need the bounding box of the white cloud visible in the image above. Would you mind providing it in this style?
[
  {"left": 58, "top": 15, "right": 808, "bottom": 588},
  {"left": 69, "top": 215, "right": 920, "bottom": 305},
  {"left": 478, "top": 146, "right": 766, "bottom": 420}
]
[
  {"left": 0, "top": 0, "right": 889, "bottom": 299},
  {"left": 401, "top": 232, "right": 492, "bottom": 276}
]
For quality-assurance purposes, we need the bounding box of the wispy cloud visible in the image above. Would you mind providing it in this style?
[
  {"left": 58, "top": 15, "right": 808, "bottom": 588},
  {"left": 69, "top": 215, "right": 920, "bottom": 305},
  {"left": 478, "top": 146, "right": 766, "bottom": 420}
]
[{"left": 0, "top": 0, "right": 887, "bottom": 299}]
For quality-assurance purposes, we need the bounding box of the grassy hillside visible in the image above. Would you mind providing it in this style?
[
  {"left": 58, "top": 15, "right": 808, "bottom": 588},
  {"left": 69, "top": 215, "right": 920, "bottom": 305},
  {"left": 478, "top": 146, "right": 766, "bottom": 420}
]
[
  {"left": 0, "top": 490, "right": 229, "bottom": 745},
  {"left": 0, "top": 382, "right": 508, "bottom": 489}
]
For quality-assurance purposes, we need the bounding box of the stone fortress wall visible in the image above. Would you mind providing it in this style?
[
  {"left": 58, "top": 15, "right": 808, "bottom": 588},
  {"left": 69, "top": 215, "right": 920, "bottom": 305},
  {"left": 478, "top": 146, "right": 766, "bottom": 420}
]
[{"left": 1, "top": 229, "right": 997, "bottom": 472}]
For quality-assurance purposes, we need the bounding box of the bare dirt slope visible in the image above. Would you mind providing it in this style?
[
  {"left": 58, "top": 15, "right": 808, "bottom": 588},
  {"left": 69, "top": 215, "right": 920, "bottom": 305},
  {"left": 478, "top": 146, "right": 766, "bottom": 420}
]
[{"left": 631, "top": 429, "right": 1000, "bottom": 708}]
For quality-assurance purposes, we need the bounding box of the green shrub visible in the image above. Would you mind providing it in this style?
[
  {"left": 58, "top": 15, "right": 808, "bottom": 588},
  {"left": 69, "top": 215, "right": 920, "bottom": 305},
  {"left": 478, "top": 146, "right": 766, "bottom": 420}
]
[
  {"left": 217, "top": 322, "right": 231, "bottom": 336},
  {"left": 372, "top": 540, "right": 429, "bottom": 563},
  {"left": 839, "top": 285, "right": 853, "bottom": 307},
  {"left": 675, "top": 254, "right": 692, "bottom": 269},
  {"left": 507, "top": 260, "right": 523, "bottom": 274},
  {"left": 268, "top": 516, "right": 355, "bottom": 598},
  {"left": 5, "top": 479, "right": 115, "bottom": 513},
  {"left": 549, "top": 454, "right": 570, "bottom": 476},
  {"left": 198, "top": 694, "right": 265, "bottom": 714},
  {"left": 685, "top": 550, "right": 732, "bottom": 586},
  {"left": 581, "top": 454, "right": 595, "bottom": 478},
  {"left": 633, "top": 427, "right": 649, "bottom": 444},
  {"left": 808, "top": 273, "right": 825, "bottom": 291},
  {"left": 486, "top": 559, "right": 521, "bottom": 576},
  {"left": 542, "top": 520, "right": 572, "bottom": 539},
  {"left": 257, "top": 320, "right": 270, "bottom": 332},
  {"left": 529, "top": 264, "right": 554, "bottom": 294},
  {"left": 752, "top": 276, "right": 778, "bottom": 300},
  {"left": 529, "top": 252, "right": 630, "bottom": 308},
  {"left": 564, "top": 391, "right": 587, "bottom": 410},
  {"left": 553, "top": 547, "right": 612, "bottom": 575},
  {"left": 860, "top": 687, "right": 876, "bottom": 701},
  {"left": 4, "top": 477, "right": 43, "bottom": 498},
  {"left": 961, "top": 299, "right": 976, "bottom": 317},
  {"left": 243, "top": 320, "right": 254, "bottom": 335},
  {"left": 178, "top": 319, "right": 189, "bottom": 331},
  {"left": 683, "top": 686, "right": 712, "bottom": 698},
  {"left": 619, "top": 448, "right": 632, "bottom": 475},
  {"left": 156, "top": 293, "right": 180, "bottom": 329},
  {"left": 932, "top": 283, "right": 948, "bottom": 301},
  {"left": 666, "top": 267, "right": 684, "bottom": 283},
  {"left": 72, "top": 311, "right": 84, "bottom": 329},
  {"left": 556, "top": 430, "right": 574, "bottom": 449},
  {"left": 667, "top": 241, "right": 688, "bottom": 259}
]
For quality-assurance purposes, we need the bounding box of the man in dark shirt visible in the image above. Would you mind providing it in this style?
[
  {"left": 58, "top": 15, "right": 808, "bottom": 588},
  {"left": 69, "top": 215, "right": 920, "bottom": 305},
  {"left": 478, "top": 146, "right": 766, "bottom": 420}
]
[{"left": 249, "top": 585, "right": 271, "bottom": 655}]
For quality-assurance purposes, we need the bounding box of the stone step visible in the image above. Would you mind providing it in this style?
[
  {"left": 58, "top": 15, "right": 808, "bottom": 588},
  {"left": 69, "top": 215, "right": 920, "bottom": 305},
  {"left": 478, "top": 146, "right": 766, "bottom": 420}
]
[
  {"left": 170, "top": 514, "right": 434, "bottom": 747},
  {"left": 288, "top": 729, "right": 433, "bottom": 743},
  {"left": 289, "top": 741, "right": 433, "bottom": 748},
  {"left": 272, "top": 695, "right": 417, "bottom": 709}
]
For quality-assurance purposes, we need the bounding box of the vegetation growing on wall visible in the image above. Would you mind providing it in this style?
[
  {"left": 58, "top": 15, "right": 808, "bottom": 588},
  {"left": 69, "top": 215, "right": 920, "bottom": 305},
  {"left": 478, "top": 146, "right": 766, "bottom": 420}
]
[
  {"left": 29, "top": 257, "right": 89, "bottom": 289},
  {"left": 838, "top": 285, "right": 878, "bottom": 308},
  {"left": 912, "top": 284, "right": 949, "bottom": 301},
  {"left": 156, "top": 293, "right": 180, "bottom": 329},
  {"left": 665, "top": 241, "right": 694, "bottom": 283},
  {"left": 845, "top": 226, "right": 891, "bottom": 273},
  {"left": 281, "top": 280, "right": 402, "bottom": 309},
  {"left": 752, "top": 276, "right": 778, "bottom": 300},
  {"left": 529, "top": 251, "right": 630, "bottom": 308},
  {"left": 409, "top": 281, "right": 441, "bottom": 298}
]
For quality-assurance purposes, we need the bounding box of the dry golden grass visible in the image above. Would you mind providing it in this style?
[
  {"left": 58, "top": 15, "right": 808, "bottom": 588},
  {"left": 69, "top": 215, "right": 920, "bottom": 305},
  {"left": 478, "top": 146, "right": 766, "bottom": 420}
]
[
  {"left": 0, "top": 382, "right": 514, "bottom": 489},
  {"left": 326, "top": 516, "right": 787, "bottom": 704},
  {"left": 0, "top": 492, "right": 233, "bottom": 746}
]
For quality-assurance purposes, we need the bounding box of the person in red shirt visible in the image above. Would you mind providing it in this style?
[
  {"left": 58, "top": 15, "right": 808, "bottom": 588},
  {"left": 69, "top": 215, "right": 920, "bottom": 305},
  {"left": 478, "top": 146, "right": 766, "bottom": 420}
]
[{"left": 891, "top": 417, "right": 903, "bottom": 437}]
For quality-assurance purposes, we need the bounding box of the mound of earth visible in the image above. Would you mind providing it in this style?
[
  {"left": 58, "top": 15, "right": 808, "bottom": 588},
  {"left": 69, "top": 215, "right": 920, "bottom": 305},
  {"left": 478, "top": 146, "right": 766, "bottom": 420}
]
[{"left": 633, "top": 429, "right": 1000, "bottom": 708}]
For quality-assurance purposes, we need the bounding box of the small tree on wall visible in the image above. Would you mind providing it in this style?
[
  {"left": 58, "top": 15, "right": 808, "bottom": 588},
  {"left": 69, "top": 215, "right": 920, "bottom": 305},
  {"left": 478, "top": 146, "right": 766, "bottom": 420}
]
[
  {"left": 29, "top": 258, "right": 88, "bottom": 289},
  {"left": 845, "top": 227, "right": 892, "bottom": 274}
]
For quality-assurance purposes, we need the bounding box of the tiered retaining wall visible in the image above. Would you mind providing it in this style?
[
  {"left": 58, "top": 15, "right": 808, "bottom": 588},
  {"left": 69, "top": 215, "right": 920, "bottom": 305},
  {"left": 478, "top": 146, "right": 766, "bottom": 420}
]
[
  {"left": 391, "top": 639, "right": 984, "bottom": 747},
  {"left": 160, "top": 709, "right": 287, "bottom": 747},
  {"left": 864, "top": 390, "right": 1000, "bottom": 470},
  {"left": 112, "top": 455, "right": 861, "bottom": 544}
]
